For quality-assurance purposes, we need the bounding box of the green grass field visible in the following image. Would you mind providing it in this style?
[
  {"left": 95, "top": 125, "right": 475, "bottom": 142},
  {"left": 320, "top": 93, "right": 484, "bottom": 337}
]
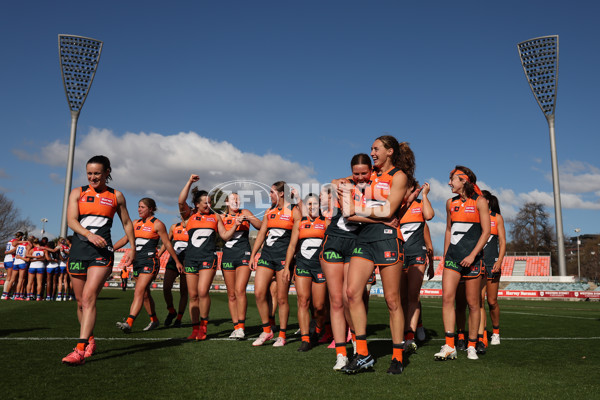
[{"left": 1, "top": 290, "right": 599, "bottom": 399}]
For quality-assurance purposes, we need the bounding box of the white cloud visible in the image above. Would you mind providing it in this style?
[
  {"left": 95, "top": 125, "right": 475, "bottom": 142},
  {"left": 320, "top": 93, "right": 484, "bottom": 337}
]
[
  {"left": 17, "top": 128, "right": 318, "bottom": 208},
  {"left": 427, "top": 220, "right": 446, "bottom": 239},
  {"left": 561, "top": 160, "right": 600, "bottom": 174},
  {"left": 560, "top": 172, "right": 600, "bottom": 194},
  {"left": 427, "top": 177, "right": 451, "bottom": 202},
  {"left": 13, "top": 140, "right": 68, "bottom": 167}
]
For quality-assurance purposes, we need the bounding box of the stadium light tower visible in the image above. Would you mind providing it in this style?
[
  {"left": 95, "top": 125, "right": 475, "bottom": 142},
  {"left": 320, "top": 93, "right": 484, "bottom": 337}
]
[
  {"left": 58, "top": 35, "right": 103, "bottom": 238},
  {"left": 517, "top": 35, "right": 566, "bottom": 276}
]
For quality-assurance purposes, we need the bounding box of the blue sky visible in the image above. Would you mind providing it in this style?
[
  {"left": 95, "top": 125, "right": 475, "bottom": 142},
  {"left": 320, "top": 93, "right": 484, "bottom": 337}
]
[{"left": 1, "top": 0, "right": 599, "bottom": 253}]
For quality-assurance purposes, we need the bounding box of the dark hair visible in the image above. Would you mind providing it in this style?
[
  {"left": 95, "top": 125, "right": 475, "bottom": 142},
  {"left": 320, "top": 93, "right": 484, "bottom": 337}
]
[
  {"left": 375, "top": 136, "right": 416, "bottom": 189},
  {"left": 191, "top": 188, "right": 209, "bottom": 206},
  {"left": 87, "top": 155, "right": 113, "bottom": 182},
  {"left": 15, "top": 231, "right": 24, "bottom": 238},
  {"left": 350, "top": 153, "right": 372, "bottom": 169},
  {"left": 272, "top": 181, "right": 291, "bottom": 203},
  {"left": 451, "top": 165, "right": 477, "bottom": 198},
  {"left": 481, "top": 190, "right": 501, "bottom": 214},
  {"left": 139, "top": 197, "right": 157, "bottom": 214}
]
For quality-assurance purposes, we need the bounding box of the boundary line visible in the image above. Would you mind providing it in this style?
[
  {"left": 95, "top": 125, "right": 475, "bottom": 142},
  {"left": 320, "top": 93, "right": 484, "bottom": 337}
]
[{"left": 1, "top": 336, "right": 599, "bottom": 342}]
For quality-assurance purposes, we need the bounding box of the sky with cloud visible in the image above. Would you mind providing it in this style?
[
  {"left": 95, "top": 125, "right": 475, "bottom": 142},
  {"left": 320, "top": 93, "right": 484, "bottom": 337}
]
[{"left": 1, "top": 0, "right": 599, "bottom": 253}]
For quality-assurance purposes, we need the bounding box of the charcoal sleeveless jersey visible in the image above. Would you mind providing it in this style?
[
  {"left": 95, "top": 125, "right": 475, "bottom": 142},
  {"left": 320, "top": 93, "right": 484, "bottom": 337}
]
[
  {"left": 296, "top": 216, "right": 326, "bottom": 269},
  {"left": 70, "top": 185, "right": 118, "bottom": 261},
  {"left": 261, "top": 205, "right": 294, "bottom": 261},
  {"left": 446, "top": 194, "right": 482, "bottom": 263},
  {"left": 222, "top": 211, "right": 251, "bottom": 259},
  {"left": 185, "top": 212, "right": 218, "bottom": 265},
  {"left": 483, "top": 211, "right": 499, "bottom": 267},
  {"left": 133, "top": 217, "right": 160, "bottom": 265},
  {"left": 325, "top": 180, "right": 363, "bottom": 239},
  {"left": 400, "top": 199, "right": 426, "bottom": 256},
  {"left": 171, "top": 222, "right": 189, "bottom": 256},
  {"left": 359, "top": 168, "right": 403, "bottom": 242}
]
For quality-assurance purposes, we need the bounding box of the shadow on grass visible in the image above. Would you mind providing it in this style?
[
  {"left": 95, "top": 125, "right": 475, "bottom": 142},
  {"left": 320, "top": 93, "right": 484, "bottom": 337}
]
[
  {"left": 367, "top": 340, "right": 413, "bottom": 370},
  {"left": 96, "top": 297, "right": 120, "bottom": 301},
  {"left": 416, "top": 328, "right": 438, "bottom": 346},
  {"left": 0, "top": 327, "right": 49, "bottom": 337},
  {"left": 88, "top": 338, "right": 187, "bottom": 363}
]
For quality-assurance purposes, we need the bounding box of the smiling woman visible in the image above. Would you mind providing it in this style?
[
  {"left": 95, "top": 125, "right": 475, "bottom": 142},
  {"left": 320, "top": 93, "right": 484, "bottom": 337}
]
[{"left": 61, "top": 155, "right": 137, "bottom": 366}]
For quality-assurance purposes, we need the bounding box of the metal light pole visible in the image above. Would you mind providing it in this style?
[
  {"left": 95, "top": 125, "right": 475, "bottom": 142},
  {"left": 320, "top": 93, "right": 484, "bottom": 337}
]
[
  {"left": 41, "top": 218, "right": 48, "bottom": 235},
  {"left": 58, "top": 35, "right": 103, "bottom": 238},
  {"left": 517, "top": 35, "right": 566, "bottom": 276},
  {"left": 574, "top": 228, "right": 581, "bottom": 281}
]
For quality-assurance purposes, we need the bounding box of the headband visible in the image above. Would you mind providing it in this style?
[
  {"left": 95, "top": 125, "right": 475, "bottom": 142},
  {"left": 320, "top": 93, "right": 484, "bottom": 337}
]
[{"left": 451, "top": 169, "right": 482, "bottom": 196}]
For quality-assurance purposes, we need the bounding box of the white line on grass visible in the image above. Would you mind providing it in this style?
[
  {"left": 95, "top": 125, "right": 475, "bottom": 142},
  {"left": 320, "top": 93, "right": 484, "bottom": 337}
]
[
  {"left": 1, "top": 336, "right": 599, "bottom": 341},
  {"left": 499, "top": 311, "right": 598, "bottom": 320},
  {"left": 422, "top": 304, "right": 598, "bottom": 320}
]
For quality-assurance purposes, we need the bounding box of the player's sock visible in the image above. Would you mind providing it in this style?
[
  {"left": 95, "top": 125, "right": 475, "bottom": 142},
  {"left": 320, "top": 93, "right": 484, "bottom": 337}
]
[{"left": 355, "top": 335, "right": 369, "bottom": 356}]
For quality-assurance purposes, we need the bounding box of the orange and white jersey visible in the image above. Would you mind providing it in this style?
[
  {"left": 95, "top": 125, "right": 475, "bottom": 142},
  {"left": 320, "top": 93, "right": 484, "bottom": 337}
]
[
  {"left": 261, "top": 205, "right": 295, "bottom": 260},
  {"left": 446, "top": 194, "right": 482, "bottom": 263},
  {"left": 400, "top": 199, "right": 426, "bottom": 255},
  {"left": 325, "top": 180, "right": 364, "bottom": 239},
  {"left": 171, "top": 222, "right": 189, "bottom": 255},
  {"left": 70, "top": 185, "right": 118, "bottom": 261},
  {"left": 360, "top": 167, "right": 402, "bottom": 241},
  {"left": 297, "top": 216, "right": 327, "bottom": 267},
  {"left": 134, "top": 217, "right": 160, "bottom": 262},
  {"left": 222, "top": 211, "right": 251, "bottom": 251},
  {"left": 186, "top": 212, "right": 218, "bottom": 263},
  {"left": 483, "top": 211, "right": 499, "bottom": 266}
]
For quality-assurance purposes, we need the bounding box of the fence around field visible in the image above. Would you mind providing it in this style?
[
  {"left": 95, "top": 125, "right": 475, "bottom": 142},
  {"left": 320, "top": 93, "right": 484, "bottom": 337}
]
[{"left": 3, "top": 252, "right": 598, "bottom": 300}]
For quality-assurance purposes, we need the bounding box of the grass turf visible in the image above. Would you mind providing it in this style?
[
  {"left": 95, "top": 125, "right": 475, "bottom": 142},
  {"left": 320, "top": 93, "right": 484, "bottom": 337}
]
[{"left": 1, "top": 290, "right": 599, "bottom": 399}]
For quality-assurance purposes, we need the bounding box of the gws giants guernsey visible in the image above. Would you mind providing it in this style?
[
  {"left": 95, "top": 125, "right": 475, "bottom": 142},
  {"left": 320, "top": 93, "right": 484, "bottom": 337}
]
[
  {"left": 133, "top": 217, "right": 160, "bottom": 264},
  {"left": 222, "top": 211, "right": 251, "bottom": 252},
  {"left": 446, "top": 194, "right": 482, "bottom": 263},
  {"left": 185, "top": 212, "right": 218, "bottom": 264},
  {"left": 296, "top": 216, "right": 326, "bottom": 268},
  {"left": 400, "top": 199, "right": 426, "bottom": 256},
  {"left": 172, "top": 222, "right": 189, "bottom": 256},
  {"left": 325, "top": 180, "right": 364, "bottom": 239},
  {"left": 483, "top": 211, "right": 499, "bottom": 267},
  {"left": 261, "top": 205, "right": 294, "bottom": 260},
  {"left": 360, "top": 168, "right": 404, "bottom": 242},
  {"left": 70, "top": 185, "right": 118, "bottom": 261}
]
